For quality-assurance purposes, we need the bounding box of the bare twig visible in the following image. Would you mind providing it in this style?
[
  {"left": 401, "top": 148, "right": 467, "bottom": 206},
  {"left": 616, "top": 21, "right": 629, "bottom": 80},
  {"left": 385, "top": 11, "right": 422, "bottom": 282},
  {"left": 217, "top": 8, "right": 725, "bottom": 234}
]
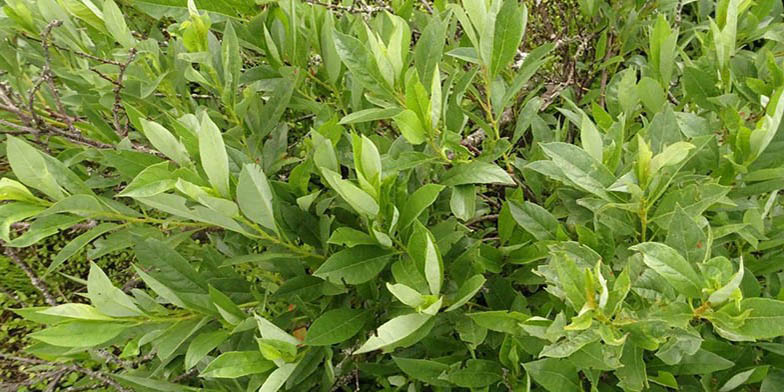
[
  {"left": 112, "top": 48, "right": 138, "bottom": 137},
  {"left": 302, "top": 0, "right": 391, "bottom": 14},
  {"left": 420, "top": 0, "right": 434, "bottom": 13},
  {"left": 1, "top": 242, "right": 57, "bottom": 306},
  {"left": 0, "top": 354, "right": 132, "bottom": 392},
  {"left": 44, "top": 369, "right": 67, "bottom": 392}
]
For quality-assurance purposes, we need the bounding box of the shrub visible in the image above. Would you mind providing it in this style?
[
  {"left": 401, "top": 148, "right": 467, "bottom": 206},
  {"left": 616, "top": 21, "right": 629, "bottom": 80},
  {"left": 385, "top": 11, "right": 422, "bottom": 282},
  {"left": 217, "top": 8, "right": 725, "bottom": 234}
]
[{"left": 2, "top": 0, "right": 784, "bottom": 391}]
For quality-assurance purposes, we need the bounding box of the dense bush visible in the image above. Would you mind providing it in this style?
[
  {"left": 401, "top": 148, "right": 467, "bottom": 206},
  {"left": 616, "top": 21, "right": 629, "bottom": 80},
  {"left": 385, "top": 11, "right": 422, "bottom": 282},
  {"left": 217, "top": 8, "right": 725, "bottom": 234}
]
[{"left": 2, "top": 0, "right": 784, "bottom": 391}]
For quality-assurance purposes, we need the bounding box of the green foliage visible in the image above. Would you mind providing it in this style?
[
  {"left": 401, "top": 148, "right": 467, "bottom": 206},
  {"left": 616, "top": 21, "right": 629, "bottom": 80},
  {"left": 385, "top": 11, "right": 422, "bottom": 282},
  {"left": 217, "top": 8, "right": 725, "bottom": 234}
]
[{"left": 2, "top": 0, "right": 784, "bottom": 391}]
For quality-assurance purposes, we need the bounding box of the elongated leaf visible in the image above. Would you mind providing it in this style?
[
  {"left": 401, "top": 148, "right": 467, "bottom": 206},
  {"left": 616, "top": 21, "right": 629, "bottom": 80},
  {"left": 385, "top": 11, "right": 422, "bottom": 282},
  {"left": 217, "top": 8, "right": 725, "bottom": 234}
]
[
  {"left": 305, "top": 308, "right": 368, "bottom": 346},
  {"left": 200, "top": 351, "right": 274, "bottom": 378},
  {"left": 354, "top": 311, "right": 434, "bottom": 354},
  {"left": 440, "top": 161, "right": 514, "bottom": 186},
  {"left": 237, "top": 164, "right": 276, "bottom": 232},
  {"left": 630, "top": 242, "right": 704, "bottom": 298},
  {"left": 198, "top": 114, "right": 230, "bottom": 198},
  {"left": 314, "top": 245, "right": 393, "bottom": 285}
]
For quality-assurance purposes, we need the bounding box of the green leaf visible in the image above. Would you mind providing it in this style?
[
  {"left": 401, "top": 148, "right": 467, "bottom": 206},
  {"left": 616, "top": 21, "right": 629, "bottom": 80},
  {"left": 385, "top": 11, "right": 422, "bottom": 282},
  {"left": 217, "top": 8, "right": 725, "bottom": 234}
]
[
  {"left": 387, "top": 283, "right": 426, "bottom": 308},
  {"left": 333, "top": 30, "right": 390, "bottom": 95},
  {"left": 37, "top": 304, "right": 115, "bottom": 321},
  {"left": 716, "top": 298, "right": 784, "bottom": 340},
  {"left": 141, "top": 119, "right": 191, "bottom": 167},
  {"left": 185, "top": 330, "right": 229, "bottom": 369},
  {"left": 305, "top": 308, "right": 369, "bottom": 346},
  {"left": 314, "top": 245, "right": 393, "bottom": 285},
  {"left": 237, "top": 164, "right": 276, "bottom": 233},
  {"left": 489, "top": 0, "right": 525, "bottom": 77},
  {"left": 630, "top": 242, "right": 705, "bottom": 298},
  {"left": 87, "top": 262, "right": 143, "bottom": 317},
  {"left": 392, "top": 356, "right": 451, "bottom": 387},
  {"left": 665, "top": 206, "right": 707, "bottom": 264},
  {"left": 30, "top": 320, "right": 129, "bottom": 347},
  {"left": 6, "top": 135, "right": 66, "bottom": 201},
  {"left": 414, "top": 14, "right": 447, "bottom": 87},
  {"left": 441, "top": 161, "right": 514, "bottom": 186},
  {"left": 103, "top": 0, "right": 134, "bottom": 48},
  {"left": 132, "top": 0, "right": 256, "bottom": 18},
  {"left": 450, "top": 184, "right": 476, "bottom": 221},
  {"left": 321, "top": 169, "right": 379, "bottom": 217},
  {"left": 398, "top": 183, "right": 444, "bottom": 230},
  {"left": 198, "top": 114, "right": 230, "bottom": 198},
  {"left": 200, "top": 351, "right": 274, "bottom": 378},
  {"left": 446, "top": 359, "right": 503, "bottom": 388},
  {"left": 580, "top": 113, "right": 603, "bottom": 162},
  {"left": 536, "top": 142, "right": 616, "bottom": 200},
  {"left": 524, "top": 358, "right": 581, "bottom": 392},
  {"left": 762, "top": 369, "right": 784, "bottom": 392},
  {"left": 509, "top": 200, "right": 559, "bottom": 240},
  {"left": 47, "top": 223, "right": 120, "bottom": 275},
  {"left": 407, "top": 223, "right": 443, "bottom": 295},
  {"left": 259, "top": 362, "right": 298, "bottom": 392},
  {"left": 339, "top": 107, "right": 403, "bottom": 125},
  {"left": 393, "top": 109, "right": 427, "bottom": 145},
  {"left": 354, "top": 308, "right": 436, "bottom": 354},
  {"left": 446, "top": 274, "right": 486, "bottom": 311}
]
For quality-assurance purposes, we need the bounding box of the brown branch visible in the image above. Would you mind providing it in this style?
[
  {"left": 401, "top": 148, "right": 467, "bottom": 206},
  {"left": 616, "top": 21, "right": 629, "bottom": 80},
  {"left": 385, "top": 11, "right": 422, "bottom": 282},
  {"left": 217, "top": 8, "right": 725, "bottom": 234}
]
[
  {"left": 0, "top": 354, "right": 132, "bottom": 392},
  {"left": 1, "top": 242, "right": 57, "bottom": 306},
  {"left": 112, "top": 48, "right": 138, "bottom": 137},
  {"left": 302, "top": 0, "right": 391, "bottom": 14}
]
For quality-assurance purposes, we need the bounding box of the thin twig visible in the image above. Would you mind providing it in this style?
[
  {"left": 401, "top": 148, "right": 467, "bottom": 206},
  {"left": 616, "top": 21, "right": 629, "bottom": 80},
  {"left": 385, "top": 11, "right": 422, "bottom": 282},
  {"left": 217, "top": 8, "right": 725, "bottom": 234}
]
[
  {"left": 0, "top": 354, "right": 132, "bottom": 392},
  {"left": 1, "top": 242, "right": 57, "bottom": 306},
  {"left": 112, "top": 48, "right": 138, "bottom": 137}
]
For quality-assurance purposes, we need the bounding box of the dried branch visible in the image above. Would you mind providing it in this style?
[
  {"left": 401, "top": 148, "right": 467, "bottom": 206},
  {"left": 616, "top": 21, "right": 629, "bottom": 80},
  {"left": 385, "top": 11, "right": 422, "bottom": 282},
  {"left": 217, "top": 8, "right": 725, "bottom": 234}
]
[
  {"left": 1, "top": 242, "right": 57, "bottom": 306},
  {"left": 111, "top": 48, "right": 138, "bottom": 137},
  {"left": 0, "top": 354, "right": 132, "bottom": 392},
  {"left": 302, "top": 0, "right": 391, "bottom": 14}
]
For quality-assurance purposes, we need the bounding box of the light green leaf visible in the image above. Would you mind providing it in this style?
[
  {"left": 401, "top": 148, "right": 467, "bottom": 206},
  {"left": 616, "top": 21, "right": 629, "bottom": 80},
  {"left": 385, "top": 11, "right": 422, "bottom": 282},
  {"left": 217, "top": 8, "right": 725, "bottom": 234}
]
[
  {"left": 6, "top": 135, "right": 66, "bottom": 201},
  {"left": 237, "top": 164, "right": 276, "bottom": 232},
  {"left": 30, "top": 320, "right": 129, "bottom": 347},
  {"left": 321, "top": 169, "right": 379, "bottom": 217},
  {"left": 198, "top": 114, "right": 230, "bottom": 198},
  {"left": 259, "top": 362, "right": 298, "bottom": 392},
  {"left": 630, "top": 242, "right": 704, "bottom": 298},
  {"left": 200, "top": 351, "right": 274, "bottom": 378},
  {"left": 339, "top": 107, "right": 403, "bottom": 125},
  {"left": 387, "top": 283, "right": 426, "bottom": 308},
  {"left": 580, "top": 113, "right": 603, "bottom": 162},
  {"left": 393, "top": 109, "right": 427, "bottom": 145},
  {"left": 87, "top": 262, "right": 143, "bottom": 317},
  {"left": 103, "top": 0, "right": 134, "bottom": 48},
  {"left": 354, "top": 311, "right": 434, "bottom": 354},
  {"left": 141, "top": 119, "right": 191, "bottom": 167}
]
